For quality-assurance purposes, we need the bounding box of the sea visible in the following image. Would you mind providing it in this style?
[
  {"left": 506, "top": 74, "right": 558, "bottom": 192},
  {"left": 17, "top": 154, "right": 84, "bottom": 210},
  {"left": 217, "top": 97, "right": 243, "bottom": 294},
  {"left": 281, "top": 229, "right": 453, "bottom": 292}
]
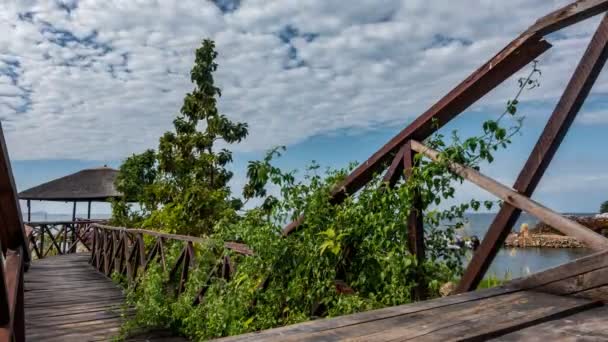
[
  {"left": 25, "top": 212, "right": 595, "bottom": 279},
  {"left": 457, "top": 212, "right": 595, "bottom": 279}
]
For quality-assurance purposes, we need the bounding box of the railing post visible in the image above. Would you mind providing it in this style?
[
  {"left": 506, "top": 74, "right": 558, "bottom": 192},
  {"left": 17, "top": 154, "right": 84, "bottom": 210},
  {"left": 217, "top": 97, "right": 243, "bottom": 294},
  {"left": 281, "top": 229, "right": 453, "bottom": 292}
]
[
  {"left": 12, "top": 258, "right": 24, "bottom": 342},
  {"left": 104, "top": 230, "right": 114, "bottom": 276},
  {"left": 89, "top": 226, "right": 97, "bottom": 265},
  {"left": 178, "top": 242, "right": 194, "bottom": 295},
  {"left": 63, "top": 224, "right": 68, "bottom": 254},
  {"left": 403, "top": 141, "right": 426, "bottom": 299},
  {"left": 70, "top": 223, "right": 77, "bottom": 253},
  {"left": 40, "top": 225, "right": 44, "bottom": 259}
]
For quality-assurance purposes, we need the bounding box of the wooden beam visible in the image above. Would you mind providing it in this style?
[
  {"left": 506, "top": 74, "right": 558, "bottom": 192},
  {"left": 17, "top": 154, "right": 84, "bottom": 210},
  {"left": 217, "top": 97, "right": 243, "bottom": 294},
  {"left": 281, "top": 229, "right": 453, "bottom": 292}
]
[
  {"left": 403, "top": 142, "right": 425, "bottom": 265},
  {"left": 403, "top": 141, "right": 426, "bottom": 300},
  {"left": 526, "top": 0, "right": 608, "bottom": 36},
  {"left": 409, "top": 140, "right": 608, "bottom": 252},
  {"left": 279, "top": 1, "right": 608, "bottom": 237},
  {"left": 0, "top": 123, "right": 30, "bottom": 262},
  {"left": 281, "top": 36, "right": 551, "bottom": 236},
  {"left": 382, "top": 146, "right": 407, "bottom": 187},
  {"left": 458, "top": 12, "right": 608, "bottom": 293}
]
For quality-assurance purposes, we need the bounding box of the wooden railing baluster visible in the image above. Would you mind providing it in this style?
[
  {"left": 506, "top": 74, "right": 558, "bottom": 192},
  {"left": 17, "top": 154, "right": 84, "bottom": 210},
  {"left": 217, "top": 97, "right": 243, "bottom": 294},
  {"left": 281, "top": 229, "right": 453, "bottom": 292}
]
[
  {"left": 158, "top": 237, "right": 167, "bottom": 272},
  {"left": 87, "top": 224, "right": 254, "bottom": 315}
]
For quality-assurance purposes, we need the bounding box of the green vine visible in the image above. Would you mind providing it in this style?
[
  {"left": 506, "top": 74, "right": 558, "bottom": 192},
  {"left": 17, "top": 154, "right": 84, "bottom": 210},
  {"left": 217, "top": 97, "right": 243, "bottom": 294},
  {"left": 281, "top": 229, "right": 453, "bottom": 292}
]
[{"left": 112, "top": 42, "right": 542, "bottom": 341}]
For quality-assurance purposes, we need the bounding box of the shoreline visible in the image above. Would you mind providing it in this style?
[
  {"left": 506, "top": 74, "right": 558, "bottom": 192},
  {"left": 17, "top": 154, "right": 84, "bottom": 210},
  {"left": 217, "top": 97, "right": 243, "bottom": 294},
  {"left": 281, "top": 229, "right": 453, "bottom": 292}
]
[
  {"left": 505, "top": 233, "right": 584, "bottom": 248},
  {"left": 504, "top": 214, "right": 608, "bottom": 249}
]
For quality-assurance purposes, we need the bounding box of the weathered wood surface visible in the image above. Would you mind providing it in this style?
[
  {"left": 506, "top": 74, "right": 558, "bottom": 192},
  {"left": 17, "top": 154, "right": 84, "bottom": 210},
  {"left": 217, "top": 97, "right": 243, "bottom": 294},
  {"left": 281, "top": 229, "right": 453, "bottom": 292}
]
[
  {"left": 506, "top": 249, "right": 608, "bottom": 302},
  {"left": 495, "top": 305, "right": 608, "bottom": 341},
  {"left": 215, "top": 289, "right": 602, "bottom": 341},
  {"left": 409, "top": 139, "right": 608, "bottom": 251},
  {"left": 21, "top": 248, "right": 608, "bottom": 341},
  {"left": 459, "top": 11, "right": 608, "bottom": 293},
  {"left": 24, "top": 253, "right": 187, "bottom": 341}
]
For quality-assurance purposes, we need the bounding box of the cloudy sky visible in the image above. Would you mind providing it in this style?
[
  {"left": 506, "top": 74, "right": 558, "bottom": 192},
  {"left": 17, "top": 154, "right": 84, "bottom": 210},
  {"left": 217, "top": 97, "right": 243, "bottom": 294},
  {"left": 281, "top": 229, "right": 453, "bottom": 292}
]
[{"left": 2, "top": 0, "right": 608, "bottom": 216}]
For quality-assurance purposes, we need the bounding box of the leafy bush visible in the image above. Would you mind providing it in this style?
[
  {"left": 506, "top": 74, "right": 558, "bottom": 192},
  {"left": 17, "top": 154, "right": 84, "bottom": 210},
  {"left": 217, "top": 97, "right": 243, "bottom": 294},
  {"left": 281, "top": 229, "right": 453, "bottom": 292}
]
[
  {"left": 113, "top": 39, "right": 542, "bottom": 340},
  {"left": 600, "top": 200, "right": 608, "bottom": 214},
  {"left": 121, "top": 162, "right": 468, "bottom": 340}
]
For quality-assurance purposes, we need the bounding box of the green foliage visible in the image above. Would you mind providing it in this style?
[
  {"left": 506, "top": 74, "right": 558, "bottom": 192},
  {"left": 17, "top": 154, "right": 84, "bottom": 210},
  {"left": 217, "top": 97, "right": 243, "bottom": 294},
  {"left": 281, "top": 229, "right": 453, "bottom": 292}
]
[
  {"left": 111, "top": 150, "right": 156, "bottom": 225},
  {"left": 477, "top": 271, "right": 512, "bottom": 289},
  {"left": 111, "top": 40, "right": 247, "bottom": 235},
  {"left": 112, "top": 43, "right": 542, "bottom": 340},
  {"left": 600, "top": 200, "right": 608, "bottom": 214}
]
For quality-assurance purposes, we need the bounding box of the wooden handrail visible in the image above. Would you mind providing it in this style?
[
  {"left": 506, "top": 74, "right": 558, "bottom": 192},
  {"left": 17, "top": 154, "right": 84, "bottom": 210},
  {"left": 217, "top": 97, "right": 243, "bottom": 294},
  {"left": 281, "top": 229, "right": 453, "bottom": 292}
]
[
  {"left": 90, "top": 223, "right": 253, "bottom": 308},
  {"left": 0, "top": 122, "right": 27, "bottom": 341},
  {"left": 91, "top": 223, "right": 253, "bottom": 255},
  {"left": 409, "top": 140, "right": 608, "bottom": 251},
  {"left": 26, "top": 221, "right": 99, "bottom": 259},
  {"left": 92, "top": 224, "right": 207, "bottom": 243},
  {"left": 25, "top": 219, "right": 105, "bottom": 226}
]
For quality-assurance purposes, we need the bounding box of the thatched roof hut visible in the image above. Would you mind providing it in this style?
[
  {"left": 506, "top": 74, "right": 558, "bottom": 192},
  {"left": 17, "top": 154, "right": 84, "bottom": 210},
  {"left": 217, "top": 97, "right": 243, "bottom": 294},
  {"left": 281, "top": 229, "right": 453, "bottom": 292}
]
[{"left": 19, "top": 166, "right": 121, "bottom": 221}]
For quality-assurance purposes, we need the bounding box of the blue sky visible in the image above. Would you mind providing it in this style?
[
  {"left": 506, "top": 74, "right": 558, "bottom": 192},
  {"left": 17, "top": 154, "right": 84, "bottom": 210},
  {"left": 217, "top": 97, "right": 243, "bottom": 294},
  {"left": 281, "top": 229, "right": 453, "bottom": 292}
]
[{"left": 2, "top": 0, "right": 608, "bottom": 215}]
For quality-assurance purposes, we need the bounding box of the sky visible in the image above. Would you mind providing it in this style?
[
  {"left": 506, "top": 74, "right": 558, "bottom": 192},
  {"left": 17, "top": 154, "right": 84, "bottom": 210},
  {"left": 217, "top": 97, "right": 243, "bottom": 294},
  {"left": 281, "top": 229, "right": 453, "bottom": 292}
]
[{"left": 1, "top": 0, "right": 608, "bottom": 216}]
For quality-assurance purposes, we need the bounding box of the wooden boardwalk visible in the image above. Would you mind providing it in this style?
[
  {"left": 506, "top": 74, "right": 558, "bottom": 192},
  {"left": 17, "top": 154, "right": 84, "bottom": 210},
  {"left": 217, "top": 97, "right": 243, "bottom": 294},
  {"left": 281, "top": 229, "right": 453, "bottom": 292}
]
[
  {"left": 218, "top": 288, "right": 607, "bottom": 341},
  {"left": 24, "top": 253, "right": 186, "bottom": 342},
  {"left": 21, "top": 252, "right": 608, "bottom": 341},
  {"left": 25, "top": 254, "right": 124, "bottom": 341}
]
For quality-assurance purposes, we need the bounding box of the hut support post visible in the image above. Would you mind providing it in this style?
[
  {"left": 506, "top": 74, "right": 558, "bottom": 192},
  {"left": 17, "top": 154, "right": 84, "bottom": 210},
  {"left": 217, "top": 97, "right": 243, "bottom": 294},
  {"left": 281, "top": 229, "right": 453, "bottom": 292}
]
[
  {"left": 26, "top": 200, "right": 30, "bottom": 223},
  {"left": 87, "top": 201, "right": 91, "bottom": 219}
]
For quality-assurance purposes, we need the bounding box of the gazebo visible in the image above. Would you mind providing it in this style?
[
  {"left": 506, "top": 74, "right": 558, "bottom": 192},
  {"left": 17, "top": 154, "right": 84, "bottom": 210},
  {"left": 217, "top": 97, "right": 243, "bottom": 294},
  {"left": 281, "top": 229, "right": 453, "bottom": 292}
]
[{"left": 19, "top": 166, "right": 121, "bottom": 221}]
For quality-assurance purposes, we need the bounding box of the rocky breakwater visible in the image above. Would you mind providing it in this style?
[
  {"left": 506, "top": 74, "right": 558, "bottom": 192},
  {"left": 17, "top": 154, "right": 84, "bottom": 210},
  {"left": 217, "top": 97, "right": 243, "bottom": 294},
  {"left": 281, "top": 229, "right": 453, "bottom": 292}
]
[
  {"left": 505, "top": 232, "right": 585, "bottom": 248},
  {"left": 505, "top": 214, "right": 608, "bottom": 248}
]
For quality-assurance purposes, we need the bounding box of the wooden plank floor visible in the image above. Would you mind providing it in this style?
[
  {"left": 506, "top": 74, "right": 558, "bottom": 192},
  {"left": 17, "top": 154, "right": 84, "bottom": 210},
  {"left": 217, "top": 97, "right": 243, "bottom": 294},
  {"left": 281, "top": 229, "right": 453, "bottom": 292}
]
[
  {"left": 24, "top": 253, "right": 187, "bottom": 341},
  {"left": 217, "top": 287, "right": 606, "bottom": 341},
  {"left": 25, "top": 253, "right": 608, "bottom": 341}
]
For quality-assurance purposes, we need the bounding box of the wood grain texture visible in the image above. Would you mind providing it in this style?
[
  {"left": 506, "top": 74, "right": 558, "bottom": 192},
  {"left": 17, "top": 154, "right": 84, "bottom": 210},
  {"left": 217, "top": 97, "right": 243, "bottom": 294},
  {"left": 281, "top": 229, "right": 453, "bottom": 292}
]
[
  {"left": 410, "top": 139, "right": 608, "bottom": 251},
  {"left": 214, "top": 291, "right": 600, "bottom": 342},
  {"left": 281, "top": 36, "right": 551, "bottom": 235},
  {"left": 459, "top": 12, "right": 608, "bottom": 292},
  {"left": 494, "top": 305, "right": 608, "bottom": 341},
  {"left": 24, "top": 253, "right": 187, "bottom": 342}
]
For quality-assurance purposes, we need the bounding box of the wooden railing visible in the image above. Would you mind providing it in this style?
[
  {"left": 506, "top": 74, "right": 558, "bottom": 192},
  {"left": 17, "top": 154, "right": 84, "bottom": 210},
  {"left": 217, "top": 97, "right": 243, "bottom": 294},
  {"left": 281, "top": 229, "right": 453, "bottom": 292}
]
[
  {"left": 89, "top": 224, "right": 253, "bottom": 301},
  {"left": 0, "top": 123, "right": 29, "bottom": 342},
  {"left": 25, "top": 219, "right": 105, "bottom": 259},
  {"left": 277, "top": 1, "right": 608, "bottom": 294}
]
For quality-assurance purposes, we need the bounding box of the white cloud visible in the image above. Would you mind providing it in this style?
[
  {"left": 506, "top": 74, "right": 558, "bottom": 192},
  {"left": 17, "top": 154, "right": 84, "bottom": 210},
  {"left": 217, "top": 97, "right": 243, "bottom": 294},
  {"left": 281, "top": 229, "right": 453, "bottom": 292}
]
[
  {"left": 0, "top": 0, "right": 606, "bottom": 162},
  {"left": 578, "top": 110, "right": 608, "bottom": 124}
]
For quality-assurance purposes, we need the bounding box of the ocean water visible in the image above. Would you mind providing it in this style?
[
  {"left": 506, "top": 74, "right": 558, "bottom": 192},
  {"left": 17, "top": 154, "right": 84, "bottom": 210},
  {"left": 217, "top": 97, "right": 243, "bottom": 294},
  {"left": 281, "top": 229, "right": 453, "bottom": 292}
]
[
  {"left": 24, "top": 212, "right": 110, "bottom": 222},
  {"left": 459, "top": 213, "right": 595, "bottom": 279},
  {"left": 24, "top": 212, "right": 594, "bottom": 279}
]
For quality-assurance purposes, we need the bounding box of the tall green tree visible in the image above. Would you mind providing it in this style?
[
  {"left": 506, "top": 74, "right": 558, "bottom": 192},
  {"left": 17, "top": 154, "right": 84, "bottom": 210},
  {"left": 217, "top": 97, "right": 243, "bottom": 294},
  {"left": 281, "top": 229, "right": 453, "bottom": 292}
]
[
  {"left": 112, "top": 39, "right": 248, "bottom": 236},
  {"left": 601, "top": 200, "right": 608, "bottom": 214},
  {"left": 111, "top": 150, "right": 157, "bottom": 225}
]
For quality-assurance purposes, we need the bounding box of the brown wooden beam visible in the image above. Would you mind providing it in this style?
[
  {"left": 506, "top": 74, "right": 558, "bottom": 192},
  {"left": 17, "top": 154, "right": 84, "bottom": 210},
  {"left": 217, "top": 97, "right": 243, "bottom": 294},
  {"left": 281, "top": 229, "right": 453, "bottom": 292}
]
[
  {"left": 403, "top": 142, "right": 425, "bottom": 264},
  {"left": 382, "top": 146, "right": 407, "bottom": 187},
  {"left": 410, "top": 140, "right": 608, "bottom": 251},
  {"left": 456, "top": 13, "right": 608, "bottom": 292},
  {"left": 403, "top": 141, "right": 426, "bottom": 300},
  {"left": 526, "top": 0, "right": 608, "bottom": 36},
  {"left": 0, "top": 124, "right": 30, "bottom": 262},
  {"left": 282, "top": 36, "right": 551, "bottom": 235}
]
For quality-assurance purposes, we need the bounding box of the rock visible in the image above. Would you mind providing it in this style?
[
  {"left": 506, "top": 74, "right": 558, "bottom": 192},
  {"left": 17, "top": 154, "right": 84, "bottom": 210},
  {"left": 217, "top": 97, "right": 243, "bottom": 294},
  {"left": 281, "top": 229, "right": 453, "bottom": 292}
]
[
  {"left": 530, "top": 215, "right": 608, "bottom": 235},
  {"left": 440, "top": 282, "right": 456, "bottom": 297},
  {"left": 505, "top": 233, "right": 585, "bottom": 248}
]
